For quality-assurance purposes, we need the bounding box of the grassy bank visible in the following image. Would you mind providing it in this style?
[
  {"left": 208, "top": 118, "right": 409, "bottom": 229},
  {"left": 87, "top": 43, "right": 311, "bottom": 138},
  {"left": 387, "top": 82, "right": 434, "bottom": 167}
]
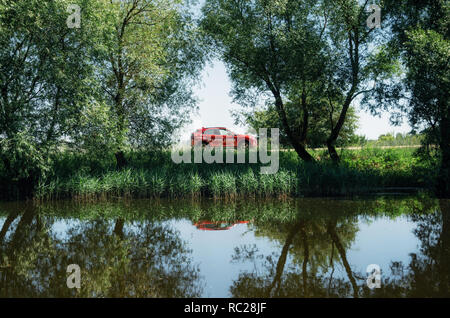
[
  {"left": 1, "top": 194, "right": 438, "bottom": 223},
  {"left": 28, "top": 147, "right": 436, "bottom": 201}
]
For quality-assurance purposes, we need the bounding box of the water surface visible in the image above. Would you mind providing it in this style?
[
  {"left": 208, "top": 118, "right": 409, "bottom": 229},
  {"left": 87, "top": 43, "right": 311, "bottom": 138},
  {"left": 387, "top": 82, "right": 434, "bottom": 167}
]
[{"left": 0, "top": 196, "right": 449, "bottom": 297}]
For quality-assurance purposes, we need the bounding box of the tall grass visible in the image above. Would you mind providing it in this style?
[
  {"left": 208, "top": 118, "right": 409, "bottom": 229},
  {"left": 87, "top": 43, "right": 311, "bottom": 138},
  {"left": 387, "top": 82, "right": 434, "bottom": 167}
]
[
  {"left": 32, "top": 148, "right": 435, "bottom": 201},
  {"left": 208, "top": 172, "right": 236, "bottom": 199}
]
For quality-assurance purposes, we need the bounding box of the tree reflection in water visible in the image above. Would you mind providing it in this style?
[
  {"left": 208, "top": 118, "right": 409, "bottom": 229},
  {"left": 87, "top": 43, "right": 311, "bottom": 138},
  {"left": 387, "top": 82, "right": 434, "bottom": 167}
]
[
  {"left": 364, "top": 200, "right": 450, "bottom": 297},
  {"left": 230, "top": 198, "right": 450, "bottom": 298},
  {"left": 230, "top": 215, "right": 360, "bottom": 297},
  {"left": 0, "top": 196, "right": 448, "bottom": 298},
  {"left": 0, "top": 209, "right": 203, "bottom": 297}
]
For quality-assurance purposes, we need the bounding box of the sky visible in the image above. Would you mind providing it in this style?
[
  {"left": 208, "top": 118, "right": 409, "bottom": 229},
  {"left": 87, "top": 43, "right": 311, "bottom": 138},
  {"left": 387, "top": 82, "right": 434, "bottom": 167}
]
[{"left": 180, "top": 59, "right": 411, "bottom": 141}]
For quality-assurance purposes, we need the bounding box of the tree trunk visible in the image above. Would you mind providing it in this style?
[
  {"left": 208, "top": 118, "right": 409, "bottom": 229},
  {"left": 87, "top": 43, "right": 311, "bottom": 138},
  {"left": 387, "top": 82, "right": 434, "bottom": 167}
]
[
  {"left": 300, "top": 87, "right": 309, "bottom": 143},
  {"left": 267, "top": 221, "right": 302, "bottom": 297},
  {"left": 437, "top": 116, "right": 450, "bottom": 198},
  {"left": 327, "top": 29, "right": 359, "bottom": 164},
  {"left": 326, "top": 139, "right": 340, "bottom": 163},
  {"left": 113, "top": 60, "right": 127, "bottom": 170},
  {"left": 115, "top": 150, "right": 127, "bottom": 170},
  {"left": 273, "top": 94, "right": 315, "bottom": 162},
  {"left": 327, "top": 221, "right": 359, "bottom": 298},
  {"left": 438, "top": 200, "right": 450, "bottom": 295},
  {"left": 326, "top": 98, "right": 352, "bottom": 164}
]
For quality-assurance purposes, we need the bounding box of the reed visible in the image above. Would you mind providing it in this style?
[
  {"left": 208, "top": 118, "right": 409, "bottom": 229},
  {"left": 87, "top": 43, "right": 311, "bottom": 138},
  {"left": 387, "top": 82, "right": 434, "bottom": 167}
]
[
  {"left": 29, "top": 147, "right": 435, "bottom": 201},
  {"left": 208, "top": 172, "right": 237, "bottom": 199}
]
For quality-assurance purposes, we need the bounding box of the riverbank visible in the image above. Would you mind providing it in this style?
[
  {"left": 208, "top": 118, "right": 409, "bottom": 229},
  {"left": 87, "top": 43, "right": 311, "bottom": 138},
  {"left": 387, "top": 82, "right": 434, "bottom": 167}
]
[{"left": 15, "top": 147, "right": 434, "bottom": 201}]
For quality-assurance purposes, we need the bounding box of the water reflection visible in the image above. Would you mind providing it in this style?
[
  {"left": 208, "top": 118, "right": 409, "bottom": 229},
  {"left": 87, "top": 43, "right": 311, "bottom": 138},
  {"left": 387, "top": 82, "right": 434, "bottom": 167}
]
[
  {"left": 194, "top": 221, "right": 249, "bottom": 231},
  {"left": 0, "top": 196, "right": 448, "bottom": 298},
  {"left": 231, "top": 215, "right": 360, "bottom": 297},
  {"left": 365, "top": 200, "right": 450, "bottom": 297},
  {"left": 0, "top": 208, "right": 203, "bottom": 297}
]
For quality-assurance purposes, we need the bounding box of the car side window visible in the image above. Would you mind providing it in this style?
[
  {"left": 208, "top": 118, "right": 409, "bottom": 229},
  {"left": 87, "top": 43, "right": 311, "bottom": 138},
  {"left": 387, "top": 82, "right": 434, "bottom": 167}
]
[
  {"left": 220, "top": 129, "right": 231, "bottom": 136},
  {"left": 204, "top": 129, "right": 218, "bottom": 135}
]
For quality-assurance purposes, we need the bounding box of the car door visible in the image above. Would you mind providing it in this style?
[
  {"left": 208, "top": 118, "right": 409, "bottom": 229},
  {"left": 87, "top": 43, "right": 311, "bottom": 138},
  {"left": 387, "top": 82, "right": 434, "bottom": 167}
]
[
  {"left": 220, "top": 129, "right": 234, "bottom": 148},
  {"left": 204, "top": 128, "right": 221, "bottom": 147}
]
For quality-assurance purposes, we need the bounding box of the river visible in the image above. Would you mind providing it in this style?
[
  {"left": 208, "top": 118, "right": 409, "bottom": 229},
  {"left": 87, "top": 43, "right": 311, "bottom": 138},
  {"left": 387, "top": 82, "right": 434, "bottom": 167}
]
[{"left": 0, "top": 195, "right": 449, "bottom": 297}]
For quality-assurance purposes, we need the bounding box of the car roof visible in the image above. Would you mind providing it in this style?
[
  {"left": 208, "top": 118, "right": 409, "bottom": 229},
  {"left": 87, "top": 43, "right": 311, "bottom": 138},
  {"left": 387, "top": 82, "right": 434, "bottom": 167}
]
[{"left": 202, "top": 127, "right": 227, "bottom": 130}]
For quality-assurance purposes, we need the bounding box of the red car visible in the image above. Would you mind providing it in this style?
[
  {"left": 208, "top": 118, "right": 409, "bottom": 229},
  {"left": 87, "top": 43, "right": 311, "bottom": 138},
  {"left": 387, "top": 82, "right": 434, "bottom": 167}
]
[
  {"left": 193, "top": 221, "right": 250, "bottom": 231},
  {"left": 191, "top": 127, "right": 257, "bottom": 149}
]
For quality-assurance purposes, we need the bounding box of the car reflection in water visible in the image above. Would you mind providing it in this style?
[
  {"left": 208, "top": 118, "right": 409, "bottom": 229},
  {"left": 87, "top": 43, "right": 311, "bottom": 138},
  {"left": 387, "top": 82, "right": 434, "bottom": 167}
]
[{"left": 193, "top": 221, "right": 249, "bottom": 231}]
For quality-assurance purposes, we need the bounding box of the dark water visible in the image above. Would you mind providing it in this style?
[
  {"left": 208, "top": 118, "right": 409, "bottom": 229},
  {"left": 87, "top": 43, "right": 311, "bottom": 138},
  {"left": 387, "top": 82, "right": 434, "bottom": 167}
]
[{"left": 0, "top": 196, "right": 449, "bottom": 298}]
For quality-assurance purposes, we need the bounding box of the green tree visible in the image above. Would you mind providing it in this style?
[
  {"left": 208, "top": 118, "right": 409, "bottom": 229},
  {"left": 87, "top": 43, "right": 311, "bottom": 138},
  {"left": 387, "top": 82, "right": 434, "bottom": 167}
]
[
  {"left": 368, "top": 0, "right": 450, "bottom": 197},
  {"left": 201, "top": 0, "right": 384, "bottom": 162},
  {"left": 0, "top": 0, "right": 206, "bottom": 198},
  {"left": 93, "top": 0, "right": 205, "bottom": 168},
  {"left": 0, "top": 0, "right": 100, "bottom": 197}
]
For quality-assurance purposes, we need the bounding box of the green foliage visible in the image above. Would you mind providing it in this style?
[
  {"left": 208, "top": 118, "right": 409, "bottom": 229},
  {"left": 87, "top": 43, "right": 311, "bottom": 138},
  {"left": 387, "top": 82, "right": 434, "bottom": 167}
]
[
  {"left": 235, "top": 105, "right": 360, "bottom": 148},
  {"left": 201, "top": 0, "right": 385, "bottom": 161},
  {"left": 369, "top": 0, "right": 450, "bottom": 196},
  {"left": 29, "top": 148, "right": 436, "bottom": 201},
  {"left": 403, "top": 28, "right": 449, "bottom": 130},
  {"left": 93, "top": 0, "right": 206, "bottom": 151},
  {"left": 0, "top": 0, "right": 206, "bottom": 196},
  {"left": 72, "top": 101, "right": 120, "bottom": 161},
  {"left": 0, "top": 131, "right": 50, "bottom": 181},
  {"left": 0, "top": 0, "right": 100, "bottom": 196}
]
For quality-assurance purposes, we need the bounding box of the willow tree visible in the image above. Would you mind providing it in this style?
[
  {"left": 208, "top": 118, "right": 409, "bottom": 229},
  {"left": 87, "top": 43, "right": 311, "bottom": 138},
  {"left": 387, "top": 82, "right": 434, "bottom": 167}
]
[
  {"left": 94, "top": 0, "right": 205, "bottom": 168},
  {"left": 201, "top": 0, "right": 325, "bottom": 161},
  {"left": 201, "top": 0, "right": 384, "bottom": 162},
  {"left": 0, "top": 0, "right": 100, "bottom": 197}
]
